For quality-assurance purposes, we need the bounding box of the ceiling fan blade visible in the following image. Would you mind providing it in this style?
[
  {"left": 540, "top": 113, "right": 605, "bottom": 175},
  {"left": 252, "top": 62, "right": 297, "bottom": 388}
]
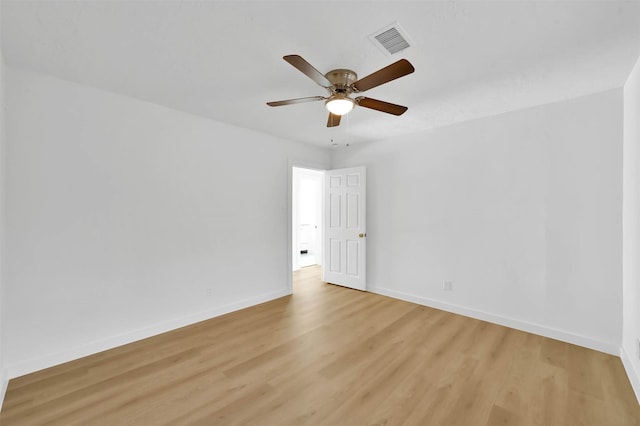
[
  {"left": 357, "top": 97, "right": 408, "bottom": 116},
  {"left": 352, "top": 59, "right": 415, "bottom": 92},
  {"left": 327, "top": 112, "right": 341, "bottom": 127},
  {"left": 283, "top": 55, "right": 332, "bottom": 88},
  {"left": 267, "top": 96, "right": 325, "bottom": 107}
]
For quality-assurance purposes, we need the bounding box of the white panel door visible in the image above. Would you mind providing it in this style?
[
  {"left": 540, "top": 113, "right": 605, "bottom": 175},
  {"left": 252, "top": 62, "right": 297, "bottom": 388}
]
[{"left": 324, "top": 166, "right": 366, "bottom": 291}]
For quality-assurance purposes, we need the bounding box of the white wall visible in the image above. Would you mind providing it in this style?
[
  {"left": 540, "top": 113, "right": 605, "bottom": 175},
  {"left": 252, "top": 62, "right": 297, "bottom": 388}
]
[
  {"left": 332, "top": 89, "right": 623, "bottom": 354},
  {"left": 0, "top": 3, "right": 7, "bottom": 405},
  {"left": 3, "top": 68, "right": 330, "bottom": 377},
  {"left": 623, "top": 54, "right": 640, "bottom": 402}
]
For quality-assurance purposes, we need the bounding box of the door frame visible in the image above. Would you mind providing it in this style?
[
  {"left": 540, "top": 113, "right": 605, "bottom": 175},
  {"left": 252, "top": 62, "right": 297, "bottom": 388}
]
[{"left": 287, "top": 159, "right": 327, "bottom": 295}]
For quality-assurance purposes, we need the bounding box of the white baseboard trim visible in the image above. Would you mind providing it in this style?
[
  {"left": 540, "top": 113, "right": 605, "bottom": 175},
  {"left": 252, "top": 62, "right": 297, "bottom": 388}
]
[
  {"left": 621, "top": 345, "right": 640, "bottom": 405},
  {"left": 5, "top": 289, "right": 289, "bottom": 380},
  {"left": 368, "top": 285, "right": 619, "bottom": 356},
  {"left": 0, "top": 371, "right": 8, "bottom": 412}
]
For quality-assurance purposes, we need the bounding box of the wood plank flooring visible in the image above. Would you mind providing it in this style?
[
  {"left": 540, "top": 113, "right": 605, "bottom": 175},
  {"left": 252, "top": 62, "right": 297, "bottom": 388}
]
[{"left": 1, "top": 266, "right": 639, "bottom": 425}]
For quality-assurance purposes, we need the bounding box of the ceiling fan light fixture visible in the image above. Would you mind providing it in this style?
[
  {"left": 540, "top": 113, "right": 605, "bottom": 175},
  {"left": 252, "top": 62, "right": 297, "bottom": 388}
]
[
  {"left": 325, "top": 95, "right": 355, "bottom": 116},
  {"left": 267, "top": 55, "right": 413, "bottom": 127}
]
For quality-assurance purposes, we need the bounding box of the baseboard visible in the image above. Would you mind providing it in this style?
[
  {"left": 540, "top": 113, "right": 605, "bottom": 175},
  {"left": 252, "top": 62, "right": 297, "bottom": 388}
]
[
  {"left": 0, "top": 371, "right": 8, "bottom": 412},
  {"left": 6, "top": 289, "right": 289, "bottom": 379},
  {"left": 369, "top": 285, "right": 619, "bottom": 356},
  {"left": 621, "top": 346, "right": 640, "bottom": 405}
]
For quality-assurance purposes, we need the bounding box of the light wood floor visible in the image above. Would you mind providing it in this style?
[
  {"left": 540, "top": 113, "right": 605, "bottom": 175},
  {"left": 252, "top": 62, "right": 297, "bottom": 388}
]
[{"left": 1, "top": 266, "right": 639, "bottom": 425}]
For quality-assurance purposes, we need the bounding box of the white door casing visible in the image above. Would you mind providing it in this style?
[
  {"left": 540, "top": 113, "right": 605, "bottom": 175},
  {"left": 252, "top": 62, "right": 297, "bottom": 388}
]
[{"left": 323, "top": 166, "right": 366, "bottom": 291}]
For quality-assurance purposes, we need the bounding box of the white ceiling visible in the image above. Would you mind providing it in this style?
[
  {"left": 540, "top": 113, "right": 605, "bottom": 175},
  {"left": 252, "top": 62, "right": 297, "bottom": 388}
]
[{"left": 2, "top": 1, "right": 640, "bottom": 147}]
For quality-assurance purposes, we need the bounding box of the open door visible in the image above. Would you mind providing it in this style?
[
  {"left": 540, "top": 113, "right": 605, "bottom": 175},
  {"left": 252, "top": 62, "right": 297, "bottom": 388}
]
[{"left": 323, "top": 166, "right": 366, "bottom": 291}]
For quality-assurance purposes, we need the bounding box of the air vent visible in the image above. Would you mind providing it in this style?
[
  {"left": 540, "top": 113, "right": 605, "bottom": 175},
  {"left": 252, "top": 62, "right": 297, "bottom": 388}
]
[{"left": 369, "top": 22, "right": 413, "bottom": 56}]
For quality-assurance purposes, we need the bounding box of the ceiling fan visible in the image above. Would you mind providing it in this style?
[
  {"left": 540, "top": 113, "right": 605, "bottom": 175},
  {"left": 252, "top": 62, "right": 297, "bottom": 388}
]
[{"left": 267, "top": 55, "right": 415, "bottom": 127}]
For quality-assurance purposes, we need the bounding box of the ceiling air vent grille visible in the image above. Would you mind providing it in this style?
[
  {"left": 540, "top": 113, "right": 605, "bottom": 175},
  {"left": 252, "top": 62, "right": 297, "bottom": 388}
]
[{"left": 369, "top": 22, "right": 413, "bottom": 56}]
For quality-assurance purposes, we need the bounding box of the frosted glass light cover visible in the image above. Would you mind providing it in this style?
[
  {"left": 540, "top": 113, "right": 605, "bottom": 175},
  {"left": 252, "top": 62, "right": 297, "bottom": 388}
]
[{"left": 326, "top": 97, "right": 355, "bottom": 116}]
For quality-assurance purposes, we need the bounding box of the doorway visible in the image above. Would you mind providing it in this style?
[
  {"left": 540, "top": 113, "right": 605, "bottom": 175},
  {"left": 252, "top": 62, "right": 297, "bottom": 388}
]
[{"left": 292, "top": 167, "right": 324, "bottom": 274}]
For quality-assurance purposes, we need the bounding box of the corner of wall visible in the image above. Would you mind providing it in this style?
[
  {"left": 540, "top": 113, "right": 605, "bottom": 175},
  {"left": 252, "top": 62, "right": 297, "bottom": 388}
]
[
  {"left": 622, "top": 52, "right": 640, "bottom": 405},
  {"left": 621, "top": 345, "right": 640, "bottom": 404}
]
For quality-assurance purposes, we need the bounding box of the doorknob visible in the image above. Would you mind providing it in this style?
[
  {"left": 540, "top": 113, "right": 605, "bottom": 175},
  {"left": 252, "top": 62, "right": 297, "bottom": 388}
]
[{"left": 358, "top": 233, "right": 367, "bottom": 238}]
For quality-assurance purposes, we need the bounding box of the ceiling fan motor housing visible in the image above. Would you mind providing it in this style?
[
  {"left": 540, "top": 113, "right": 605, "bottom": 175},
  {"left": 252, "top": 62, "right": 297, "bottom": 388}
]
[{"left": 325, "top": 69, "right": 358, "bottom": 94}]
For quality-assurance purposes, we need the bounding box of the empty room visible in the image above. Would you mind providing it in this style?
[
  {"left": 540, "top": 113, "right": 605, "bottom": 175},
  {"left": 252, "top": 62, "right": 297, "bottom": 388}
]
[{"left": 0, "top": 0, "right": 640, "bottom": 424}]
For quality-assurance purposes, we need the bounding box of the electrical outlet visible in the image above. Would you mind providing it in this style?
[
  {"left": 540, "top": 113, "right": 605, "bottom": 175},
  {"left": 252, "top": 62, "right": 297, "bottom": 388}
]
[
  {"left": 637, "top": 338, "right": 640, "bottom": 360},
  {"left": 206, "top": 288, "right": 213, "bottom": 297},
  {"left": 442, "top": 280, "right": 453, "bottom": 291}
]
